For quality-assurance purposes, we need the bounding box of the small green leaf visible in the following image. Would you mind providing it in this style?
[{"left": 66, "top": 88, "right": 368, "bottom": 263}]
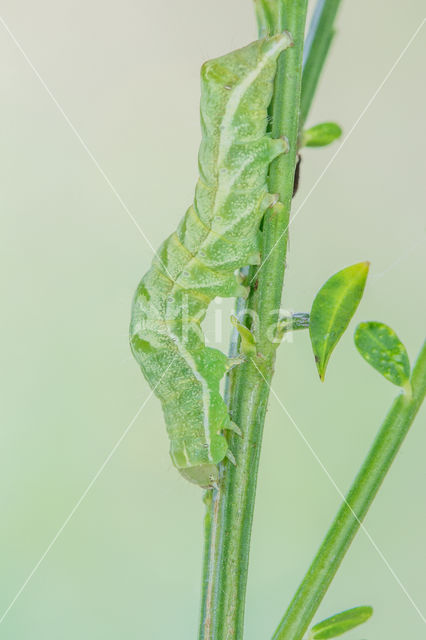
[
  {"left": 310, "top": 262, "right": 369, "bottom": 380},
  {"left": 354, "top": 321, "right": 411, "bottom": 389},
  {"left": 231, "top": 315, "right": 256, "bottom": 357},
  {"left": 302, "top": 122, "right": 342, "bottom": 147},
  {"left": 310, "top": 606, "right": 373, "bottom": 639}
]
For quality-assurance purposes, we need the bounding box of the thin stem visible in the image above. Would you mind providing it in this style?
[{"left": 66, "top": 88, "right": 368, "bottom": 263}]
[
  {"left": 271, "top": 340, "right": 426, "bottom": 640},
  {"left": 198, "top": 2, "right": 308, "bottom": 638},
  {"left": 254, "top": 0, "right": 277, "bottom": 37},
  {"left": 301, "top": 0, "right": 343, "bottom": 125}
]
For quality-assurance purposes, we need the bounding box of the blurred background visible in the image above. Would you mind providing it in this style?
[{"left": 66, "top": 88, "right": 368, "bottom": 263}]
[{"left": 0, "top": 1, "right": 425, "bottom": 638}]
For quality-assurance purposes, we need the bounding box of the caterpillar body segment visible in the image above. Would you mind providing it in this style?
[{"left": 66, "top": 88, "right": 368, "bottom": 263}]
[{"left": 130, "top": 34, "right": 292, "bottom": 488}]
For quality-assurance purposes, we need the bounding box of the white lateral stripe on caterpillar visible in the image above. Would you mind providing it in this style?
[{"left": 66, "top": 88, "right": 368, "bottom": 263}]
[{"left": 169, "top": 327, "right": 213, "bottom": 462}]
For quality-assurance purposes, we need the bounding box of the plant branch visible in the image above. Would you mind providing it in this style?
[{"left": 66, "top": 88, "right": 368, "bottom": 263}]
[
  {"left": 271, "top": 340, "right": 426, "bottom": 640},
  {"left": 301, "top": 0, "right": 343, "bottom": 126},
  {"left": 198, "top": 2, "right": 308, "bottom": 638}
]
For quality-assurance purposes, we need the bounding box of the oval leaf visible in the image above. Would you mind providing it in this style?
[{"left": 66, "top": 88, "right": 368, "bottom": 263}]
[
  {"left": 302, "top": 122, "right": 342, "bottom": 147},
  {"left": 354, "top": 321, "right": 410, "bottom": 388},
  {"left": 310, "top": 262, "right": 369, "bottom": 380},
  {"left": 311, "top": 606, "right": 373, "bottom": 639}
]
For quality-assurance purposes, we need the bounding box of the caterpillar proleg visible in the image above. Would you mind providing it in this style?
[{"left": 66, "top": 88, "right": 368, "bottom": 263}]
[{"left": 130, "top": 34, "right": 292, "bottom": 488}]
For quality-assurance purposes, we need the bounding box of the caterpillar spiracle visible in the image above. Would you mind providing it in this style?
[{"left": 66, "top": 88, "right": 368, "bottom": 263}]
[{"left": 130, "top": 34, "right": 292, "bottom": 488}]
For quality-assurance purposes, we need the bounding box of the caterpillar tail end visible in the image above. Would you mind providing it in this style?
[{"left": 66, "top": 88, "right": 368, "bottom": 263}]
[{"left": 179, "top": 464, "right": 219, "bottom": 489}]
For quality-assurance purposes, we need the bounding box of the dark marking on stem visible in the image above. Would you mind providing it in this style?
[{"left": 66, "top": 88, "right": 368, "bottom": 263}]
[{"left": 292, "top": 153, "right": 302, "bottom": 197}]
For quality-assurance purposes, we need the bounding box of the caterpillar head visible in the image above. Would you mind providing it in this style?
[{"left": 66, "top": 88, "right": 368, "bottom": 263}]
[{"left": 179, "top": 464, "right": 219, "bottom": 489}]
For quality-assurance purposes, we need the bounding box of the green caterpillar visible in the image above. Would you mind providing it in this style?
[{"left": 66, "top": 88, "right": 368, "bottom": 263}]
[{"left": 130, "top": 34, "right": 292, "bottom": 488}]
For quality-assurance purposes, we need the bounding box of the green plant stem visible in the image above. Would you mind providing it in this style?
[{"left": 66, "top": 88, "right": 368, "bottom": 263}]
[
  {"left": 272, "top": 340, "right": 426, "bottom": 640},
  {"left": 301, "top": 0, "right": 342, "bottom": 126},
  {"left": 198, "top": 3, "right": 308, "bottom": 639},
  {"left": 254, "top": 0, "right": 277, "bottom": 36}
]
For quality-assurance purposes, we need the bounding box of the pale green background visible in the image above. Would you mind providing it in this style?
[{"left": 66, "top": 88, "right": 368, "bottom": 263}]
[{"left": 0, "top": 1, "right": 425, "bottom": 638}]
